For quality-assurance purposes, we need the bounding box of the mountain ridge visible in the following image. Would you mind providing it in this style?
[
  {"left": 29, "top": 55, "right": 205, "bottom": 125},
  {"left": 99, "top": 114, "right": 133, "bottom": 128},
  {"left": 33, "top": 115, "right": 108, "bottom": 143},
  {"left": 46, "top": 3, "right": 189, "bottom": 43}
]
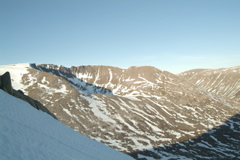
[
  {"left": 179, "top": 66, "right": 240, "bottom": 107},
  {"left": 1, "top": 63, "right": 239, "bottom": 159}
]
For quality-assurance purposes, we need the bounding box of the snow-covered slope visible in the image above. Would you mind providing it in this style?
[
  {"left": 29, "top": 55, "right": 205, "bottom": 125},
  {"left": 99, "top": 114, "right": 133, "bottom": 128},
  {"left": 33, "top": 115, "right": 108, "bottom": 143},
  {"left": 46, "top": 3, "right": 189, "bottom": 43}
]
[{"left": 0, "top": 90, "right": 134, "bottom": 160}]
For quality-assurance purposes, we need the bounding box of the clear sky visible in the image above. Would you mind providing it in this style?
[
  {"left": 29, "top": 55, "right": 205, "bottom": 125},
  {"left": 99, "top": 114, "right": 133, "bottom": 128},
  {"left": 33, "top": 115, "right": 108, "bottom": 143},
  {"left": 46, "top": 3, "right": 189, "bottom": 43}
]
[{"left": 1, "top": 0, "right": 239, "bottom": 73}]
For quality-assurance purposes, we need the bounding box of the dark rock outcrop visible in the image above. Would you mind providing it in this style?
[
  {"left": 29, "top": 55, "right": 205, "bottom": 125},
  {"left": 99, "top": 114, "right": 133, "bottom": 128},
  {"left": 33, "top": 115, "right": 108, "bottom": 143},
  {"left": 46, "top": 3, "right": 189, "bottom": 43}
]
[
  {"left": 0, "top": 72, "right": 13, "bottom": 95},
  {"left": 0, "top": 71, "right": 56, "bottom": 119}
]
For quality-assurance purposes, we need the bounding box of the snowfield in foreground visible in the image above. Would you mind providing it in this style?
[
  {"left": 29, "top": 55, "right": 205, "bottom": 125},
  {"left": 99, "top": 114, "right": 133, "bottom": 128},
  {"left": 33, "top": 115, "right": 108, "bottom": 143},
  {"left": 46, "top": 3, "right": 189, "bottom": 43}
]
[{"left": 0, "top": 90, "right": 134, "bottom": 160}]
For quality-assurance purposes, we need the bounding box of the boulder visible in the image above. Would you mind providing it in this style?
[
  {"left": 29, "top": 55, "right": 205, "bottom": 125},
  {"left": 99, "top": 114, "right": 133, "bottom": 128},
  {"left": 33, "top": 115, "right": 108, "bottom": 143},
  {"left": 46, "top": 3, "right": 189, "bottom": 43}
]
[{"left": 0, "top": 72, "right": 13, "bottom": 95}]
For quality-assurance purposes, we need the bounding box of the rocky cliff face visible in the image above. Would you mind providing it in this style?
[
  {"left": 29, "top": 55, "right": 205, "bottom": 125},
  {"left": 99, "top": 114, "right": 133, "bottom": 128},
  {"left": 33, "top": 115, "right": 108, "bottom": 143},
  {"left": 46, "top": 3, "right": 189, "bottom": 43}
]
[{"left": 0, "top": 63, "right": 239, "bottom": 159}]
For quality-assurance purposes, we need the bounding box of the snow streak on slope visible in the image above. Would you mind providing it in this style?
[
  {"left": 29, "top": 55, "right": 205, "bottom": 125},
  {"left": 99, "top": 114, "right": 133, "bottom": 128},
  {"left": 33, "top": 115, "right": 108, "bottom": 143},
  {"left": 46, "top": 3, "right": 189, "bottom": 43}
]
[
  {"left": 179, "top": 66, "right": 240, "bottom": 105},
  {"left": 0, "top": 90, "right": 134, "bottom": 160}
]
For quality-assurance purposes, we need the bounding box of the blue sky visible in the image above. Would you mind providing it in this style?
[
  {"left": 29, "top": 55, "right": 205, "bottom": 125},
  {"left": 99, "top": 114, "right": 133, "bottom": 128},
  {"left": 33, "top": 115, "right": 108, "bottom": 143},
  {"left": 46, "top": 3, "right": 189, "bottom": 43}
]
[{"left": 1, "top": 0, "right": 239, "bottom": 73}]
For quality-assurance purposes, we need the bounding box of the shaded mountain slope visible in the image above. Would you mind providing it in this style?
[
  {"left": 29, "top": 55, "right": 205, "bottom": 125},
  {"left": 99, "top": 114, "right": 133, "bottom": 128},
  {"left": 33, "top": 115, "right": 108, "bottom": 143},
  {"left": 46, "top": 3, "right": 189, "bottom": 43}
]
[{"left": 132, "top": 113, "right": 240, "bottom": 159}]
